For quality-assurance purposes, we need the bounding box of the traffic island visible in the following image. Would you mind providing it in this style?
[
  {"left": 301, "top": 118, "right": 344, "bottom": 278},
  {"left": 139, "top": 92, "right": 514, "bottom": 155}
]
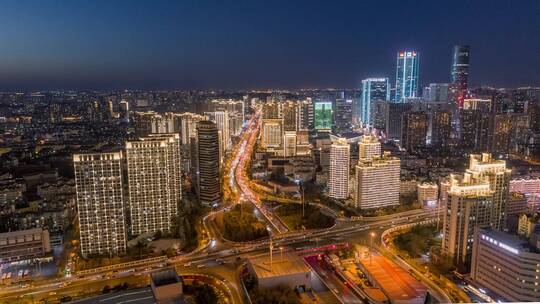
[
  {"left": 214, "top": 203, "right": 269, "bottom": 242},
  {"left": 274, "top": 203, "right": 334, "bottom": 231}
]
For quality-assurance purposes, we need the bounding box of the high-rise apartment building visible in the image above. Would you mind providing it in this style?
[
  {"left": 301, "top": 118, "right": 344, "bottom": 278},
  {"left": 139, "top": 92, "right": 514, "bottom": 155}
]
[
  {"left": 283, "top": 131, "right": 297, "bottom": 157},
  {"left": 441, "top": 173, "right": 493, "bottom": 268},
  {"left": 354, "top": 153, "right": 400, "bottom": 209},
  {"left": 459, "top": 109, "right": 490, "bottom": 150},
  {"left": 361, "top": 78, "right": 390, "bottom": 125},
  {"left": 451, "top": 45, "right": 470, "bottom": 108},
  {"left": 282, "top": 101, "right": 298, "bottom": 131},
  {"left": 297, "top": 99, "right": 313, "bottom": 131},
  {"left": 395, "top": 51, "right": 419, "bottom": 102},
  {"left": 261, "top": 119, "right": 283, "bottom": 150},
  {"left": 431, "top": 111, "right": 452, "bottom": 148},
  {"left": 358, "top": 134, "right": 381, "bottom": 161},
  {"left": 329, "top": 138, "right": 350, "bottom": 199},
  {"left": 214, "top": 111, "right": 231, "bottom": 154},
  {"left": 401, "top": 111, "right": 428, "bottom": 152},
  {"left": 262, "top": 101, "right": 281, "bottom": 119},
  {"left": 125, "top": 134, "right": 182, "bottom": 235},
  {"left": 73, "top": 152, "right": 127, "bottom": 257},
  {"left": 196, "top": 121, "right": 221, "bottom": 206},
  {"left": 466, "top": 153, "right": 511, "bottom": 230}
]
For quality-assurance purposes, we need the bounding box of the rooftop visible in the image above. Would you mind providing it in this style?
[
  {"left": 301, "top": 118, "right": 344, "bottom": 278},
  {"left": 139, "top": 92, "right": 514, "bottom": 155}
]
[{"left": 248, "top": 252, "right": 311, "bottom": 279}]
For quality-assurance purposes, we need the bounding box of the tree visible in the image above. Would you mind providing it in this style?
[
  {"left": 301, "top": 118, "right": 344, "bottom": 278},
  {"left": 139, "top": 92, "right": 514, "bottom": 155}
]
[
  {"left": 194, "top": 284, "right": 218, "bottom": 304},
  {"left": 135, "top": 240, "right": 147, "bottom": 259}
]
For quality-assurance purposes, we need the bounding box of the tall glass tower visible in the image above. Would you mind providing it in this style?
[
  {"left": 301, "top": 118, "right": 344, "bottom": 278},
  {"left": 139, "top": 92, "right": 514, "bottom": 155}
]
[
  {"left": 451, "top": 45, "right": 470, "bottom": 108},
  {"left": 361, "top": 78, "right": 390, "bottom": 125},
  {"left": 395, "top": 51, "right": 419, "bottom": 102}
]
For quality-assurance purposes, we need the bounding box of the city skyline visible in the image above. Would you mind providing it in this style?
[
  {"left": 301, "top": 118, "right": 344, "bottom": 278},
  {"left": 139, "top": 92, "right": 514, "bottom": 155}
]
[{"left": 0, "top": 0, "right": 539, "bottom": 90}]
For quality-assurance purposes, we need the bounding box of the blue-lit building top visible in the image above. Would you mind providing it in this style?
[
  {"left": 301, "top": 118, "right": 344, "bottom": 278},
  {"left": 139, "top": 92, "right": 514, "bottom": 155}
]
[
  {"left": 361, "top": 78, "right": 390, "bottom": 125},
  {"left": 395, "top": 51, "right": 419, "bottom": 102}
]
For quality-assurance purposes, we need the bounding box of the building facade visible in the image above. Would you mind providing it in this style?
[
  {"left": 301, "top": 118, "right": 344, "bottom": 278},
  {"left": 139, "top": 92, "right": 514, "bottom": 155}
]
[
  {"left": 354, "top": 154, "right": 400, "bottom": 209},
  {"left": 0, "top": 228, "right": 51, "bottom": 263},
  {"left": 395, "top": 51, "right": 419, "bottom": 102},
  {"left": 361, "top": 78, "right": 390, "bottom": 125},
  {"left": 196, "top": 121, "right": 221, "bottom": 206},
  {"left": 441, "top": 173, "right": 493, "bottom": 268},
  {"left": 329, "top": 138, "right": 350, "bottom": 199},
  {"left": 451, "top": 45, "right": 470, "bottom": 108},
  {"left": 73, "top": 152, "right": 127, "bottom": 257},
  {"left": 125, "top": 134, "right": 182, "bottom": 235},
  {"left": 471, "top": 227, "right": 540, "bottom": 302}
]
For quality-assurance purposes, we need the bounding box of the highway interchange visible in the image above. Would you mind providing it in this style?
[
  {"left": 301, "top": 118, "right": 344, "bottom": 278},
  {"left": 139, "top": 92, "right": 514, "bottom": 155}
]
[{"left": 0, "top": 111, "right": 448, "bottom": 304}]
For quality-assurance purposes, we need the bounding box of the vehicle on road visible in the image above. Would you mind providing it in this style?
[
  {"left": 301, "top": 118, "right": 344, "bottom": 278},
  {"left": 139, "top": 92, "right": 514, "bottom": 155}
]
[{"left": 197, "top": 264, "right": 206, "bottom": 268}]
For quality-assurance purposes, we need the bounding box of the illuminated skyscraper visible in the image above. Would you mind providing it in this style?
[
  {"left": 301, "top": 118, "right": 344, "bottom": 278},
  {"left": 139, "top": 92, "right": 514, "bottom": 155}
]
[
  {"left": 395, "top": 51, "right": 419, "bottom": 102},
  {"left": 329, "top": 138, "right": 350, "bottom": 199},
  {"left": 297, "top": 99, "right": 313, "bottom": 131},
  {"left": 314, "top": 101, "right": 333, "bottom": 130},
  {"left": 451, "top": 45, "right": 470, "bottom": 107},
  {"left": 125, "top": 134, "right": 182, "bottom": 235},
  {"left": 361, "top": 78, "right": 390, "bottom": 125},
  {"left": 73, "top": 152, "right": 127, "bottom": 257},
  {"left": 196, "top": 121, "right": 221, "bottom": 206}
]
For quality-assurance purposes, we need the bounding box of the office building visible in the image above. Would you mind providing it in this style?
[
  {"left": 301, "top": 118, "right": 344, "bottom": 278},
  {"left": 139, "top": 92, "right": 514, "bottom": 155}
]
[
  {"left": 451, "top": 45, "right": 470, "bottom": 107},
  {"left": 463, "top": 98, "right": 491, "bottom": 112},
  {"left": 386, "top": 102, "right": 413, "bottom": 140},
  {"left": 334, "top": 98, "right": 354, "bottom": 132},
  {"left": 73, "top": 152, "right": 127, "bottom": 257},
  {"left": 467, "top": 153, "right": 511, "bottom": 230},
  {"left": 329, "top": 138, "right": 350, "bottom": 199},
  {"left": 314, "top": 101, "right": 333, "bottom": 130},
  {"left": 196, "top": 121, "right": 221, "bottom": 206},
  {"left": 395, "top": 51, "right": 419, "bottom": 102},
  {"left": 125, "top": 134, "right": 182, "bottom": 235},
  {"left": 401, "top": 112, "right": 428, "bottom": 152},
  {"left": 354, "top": 153, "right": 400, "bottom": 209},
  {"left": 424, "top": 83, "right": 457, "bottom": 103},
  {"left": 361, "top": 78, "right": 390, "bottom": 125},
  {"left": 471, "top": 227, "right": 540, "bottom": 302},
  {"left": 358, "top": 134, "right": 381, "bottom": 161},
  {"left": 0, "top": 228, "right": 51, "bottom": 263}
]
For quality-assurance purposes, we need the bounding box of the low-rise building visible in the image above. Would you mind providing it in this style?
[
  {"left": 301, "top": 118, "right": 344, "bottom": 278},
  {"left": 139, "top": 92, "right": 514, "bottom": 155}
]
[
  {"left": 471, "top": 227, "right": 540, "bottom": 302},
  {"left": 246, "top": 252, "right": 311, "bottom": 290},
  {"left": 0, "top": 228, "right": 51, "bottom": 263}
]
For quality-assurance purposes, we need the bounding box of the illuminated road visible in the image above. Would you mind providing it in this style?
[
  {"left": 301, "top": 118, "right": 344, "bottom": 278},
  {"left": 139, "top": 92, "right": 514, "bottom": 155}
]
[
  {"left": 231, "top": 111, "right": 289, "bottom": 234},
  {"left": 0, "top": 210, "right": 440, "bottom": 303}
]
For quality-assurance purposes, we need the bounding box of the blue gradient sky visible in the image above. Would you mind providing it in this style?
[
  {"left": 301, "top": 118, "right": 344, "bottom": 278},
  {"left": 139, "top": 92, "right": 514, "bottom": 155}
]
[{"left": 0, "top": 0, "right": 538, "bottom": 90}]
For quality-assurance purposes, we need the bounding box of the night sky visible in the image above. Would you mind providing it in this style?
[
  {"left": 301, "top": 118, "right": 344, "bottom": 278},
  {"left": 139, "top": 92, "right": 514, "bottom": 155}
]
[{"left": 0, "top": 0, "right": 538, "bottom": 91}]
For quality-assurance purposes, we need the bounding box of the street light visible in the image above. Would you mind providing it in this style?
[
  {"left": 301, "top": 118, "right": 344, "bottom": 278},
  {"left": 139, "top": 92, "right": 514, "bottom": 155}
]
[
  {"left": 279, "top": 246, "right": 283, "bottom": 260},
  {"left": 370, "top": 232, "right": 375, "bottom": 266}
]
